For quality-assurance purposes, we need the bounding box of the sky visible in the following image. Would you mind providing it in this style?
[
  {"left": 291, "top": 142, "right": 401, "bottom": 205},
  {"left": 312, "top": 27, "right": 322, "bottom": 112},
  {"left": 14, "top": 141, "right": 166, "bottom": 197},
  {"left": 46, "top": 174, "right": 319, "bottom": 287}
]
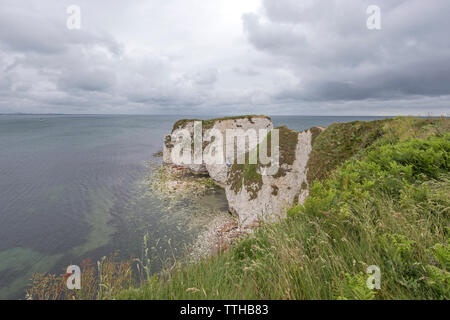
[{"left": 0, "top": 0, "right": 449, "bottom": 116}]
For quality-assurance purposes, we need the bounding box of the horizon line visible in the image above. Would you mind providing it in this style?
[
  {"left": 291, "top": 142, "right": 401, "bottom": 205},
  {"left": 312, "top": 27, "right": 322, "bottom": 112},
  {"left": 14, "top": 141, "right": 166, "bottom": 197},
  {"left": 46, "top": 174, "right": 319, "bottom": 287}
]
[{"left": 0, "top": 113, "right": 446, "bottom": 118}]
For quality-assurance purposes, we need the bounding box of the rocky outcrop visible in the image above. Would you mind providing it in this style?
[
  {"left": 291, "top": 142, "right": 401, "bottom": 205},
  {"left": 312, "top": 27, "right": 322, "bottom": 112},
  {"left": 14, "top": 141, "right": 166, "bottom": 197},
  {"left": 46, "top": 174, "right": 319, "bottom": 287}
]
[
  {"left": 162, "top": 116, "right": 324, "bottom": 228},
  {"left": 226, "top": 126, "right": 324, "bottom": 227},
  {"left": 163, "top": 116, "right": 273, "bottom": 185}
]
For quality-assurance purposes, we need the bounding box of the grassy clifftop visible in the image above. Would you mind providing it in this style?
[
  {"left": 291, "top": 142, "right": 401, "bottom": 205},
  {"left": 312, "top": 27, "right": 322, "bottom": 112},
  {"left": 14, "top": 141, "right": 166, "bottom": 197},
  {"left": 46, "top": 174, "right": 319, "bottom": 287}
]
[
  {"left": 307, "top": 117, "right": 449, "bottom": 182},
  {"left": 171, "top": 115, "right": 271, "bottom": 133},
  {"left": 116, "top": 117, "right": 448, "bottom": 300}
]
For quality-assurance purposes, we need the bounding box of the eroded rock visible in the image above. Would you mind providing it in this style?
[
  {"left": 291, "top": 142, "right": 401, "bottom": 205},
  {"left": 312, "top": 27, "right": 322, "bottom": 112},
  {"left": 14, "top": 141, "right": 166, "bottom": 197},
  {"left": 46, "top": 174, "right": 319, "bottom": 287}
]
[
  {"left": 163, "top": 115, "right": 272, "bottom": 185},
  {"left": 162, "top": 116, "right": 325, "bottom": 229},
  {"left": 226, "top": 126, "right": 323, "bottom": 227}
]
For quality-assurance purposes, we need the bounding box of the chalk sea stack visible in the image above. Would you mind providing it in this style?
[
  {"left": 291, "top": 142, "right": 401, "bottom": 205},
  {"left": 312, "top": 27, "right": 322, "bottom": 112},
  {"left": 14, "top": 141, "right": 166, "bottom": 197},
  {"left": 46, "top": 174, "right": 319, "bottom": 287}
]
[{"left": 162, "top": 115, "right": 324, "bottom": 227}]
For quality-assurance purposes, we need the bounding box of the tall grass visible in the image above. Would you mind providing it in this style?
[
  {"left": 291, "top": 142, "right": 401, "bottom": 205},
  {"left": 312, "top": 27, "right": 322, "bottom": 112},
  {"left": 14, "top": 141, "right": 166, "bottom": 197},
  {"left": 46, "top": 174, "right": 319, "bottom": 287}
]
[{"left": 26, "top": 252, "right": 134, "bottom": 300}]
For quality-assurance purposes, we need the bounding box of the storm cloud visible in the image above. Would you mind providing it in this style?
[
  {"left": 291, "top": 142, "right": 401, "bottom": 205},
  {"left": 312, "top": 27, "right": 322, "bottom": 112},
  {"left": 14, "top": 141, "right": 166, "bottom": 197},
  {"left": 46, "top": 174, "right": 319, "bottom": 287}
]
[{"left": 0, "top": 0, "right": 449, "bottom": 115}]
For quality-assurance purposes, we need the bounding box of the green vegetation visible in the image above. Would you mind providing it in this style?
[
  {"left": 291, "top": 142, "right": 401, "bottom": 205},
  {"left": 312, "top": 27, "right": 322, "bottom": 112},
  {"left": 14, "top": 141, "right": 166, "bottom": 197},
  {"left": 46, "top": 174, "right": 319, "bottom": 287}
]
[
  {"left": 171, "top": 115, "right": 271, "bottom": 133},
  {"left": 26, "top": 253, "right": 134, "bottom": 300},
  {"left": 273, "top": 126, "right": 299, "bottom": 178},
  {"left": 307, "top": 120, "right": 385, "bottom": 182},
  {"left": 306, "top": 117, "right": 449, "bottom": 182},
  {"left": 228, "top": 162, "right": 263, "bottom": 200},
  {"left": 228, "top": 126, "right": 300, "bottom": 199},
  {"left": 309, "top": 126, "right": 324, "bottom": 146},
  {"left": 28, "top": 117, "right": 449, "bottom": 300}
]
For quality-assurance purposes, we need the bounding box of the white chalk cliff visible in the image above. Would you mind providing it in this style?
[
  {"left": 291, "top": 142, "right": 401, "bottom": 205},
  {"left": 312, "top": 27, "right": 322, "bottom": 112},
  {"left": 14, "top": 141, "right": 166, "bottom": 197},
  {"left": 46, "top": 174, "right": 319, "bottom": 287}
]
[{"left": 163, "top": 116, "right": 322, "bottom": 227}]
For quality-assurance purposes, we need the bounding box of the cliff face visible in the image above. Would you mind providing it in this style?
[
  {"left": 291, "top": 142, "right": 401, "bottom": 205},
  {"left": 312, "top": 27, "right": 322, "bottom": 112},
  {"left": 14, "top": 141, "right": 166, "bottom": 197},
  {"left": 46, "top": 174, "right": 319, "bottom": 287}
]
[
  {"left": 225, "top": 127, "right": 316, "bottom": 226},
  {"left": 162, "top": 115, "right": 325, "bottom": 228}
]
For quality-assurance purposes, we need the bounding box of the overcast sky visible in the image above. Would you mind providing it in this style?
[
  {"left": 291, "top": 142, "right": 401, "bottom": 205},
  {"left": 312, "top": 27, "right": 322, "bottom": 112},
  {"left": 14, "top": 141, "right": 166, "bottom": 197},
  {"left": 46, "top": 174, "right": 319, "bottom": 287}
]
[{"left": 0, "top": 0, "right": 449, "bottom": 115}]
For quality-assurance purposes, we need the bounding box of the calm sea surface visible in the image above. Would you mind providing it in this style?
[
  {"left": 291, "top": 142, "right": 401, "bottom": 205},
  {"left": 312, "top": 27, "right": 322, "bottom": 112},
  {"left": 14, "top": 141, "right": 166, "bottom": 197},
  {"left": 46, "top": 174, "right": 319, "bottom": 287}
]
[{"left": 0, "top": 114, "right": 387, "bottom": 299}]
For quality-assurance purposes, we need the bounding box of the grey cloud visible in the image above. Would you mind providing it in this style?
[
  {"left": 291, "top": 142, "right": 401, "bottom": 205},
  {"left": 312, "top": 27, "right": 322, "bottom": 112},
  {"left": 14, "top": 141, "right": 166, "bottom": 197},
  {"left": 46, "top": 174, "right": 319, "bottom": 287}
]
[
  {"left": 233, "top": 66, "right": 261, "bottom": 77},
  {"left": 0, "top": 1, "right": 222, "bottom": 113},
  {"left": 0, "top": 5, "right": 122, "bottom": 56},
  {"left": 58, "top": 67, "right": 117, "bottom": 92},
  {"left": 188, "top": 69, "right": 218, "bottom": 86},
  {"left": 0, "top": 0, "right": 449, "bottom": 115},
  {"left": 244, "top": 0, "right": 450, "bottom": 104}
]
